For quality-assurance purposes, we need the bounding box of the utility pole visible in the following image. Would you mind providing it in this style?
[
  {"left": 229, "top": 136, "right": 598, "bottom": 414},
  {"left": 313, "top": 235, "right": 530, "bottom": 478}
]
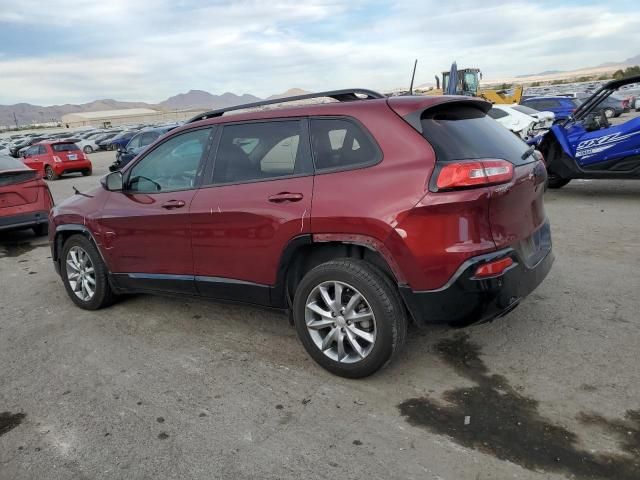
[{"left": 13, "top": 112, "right": 18, "bottom": 129}]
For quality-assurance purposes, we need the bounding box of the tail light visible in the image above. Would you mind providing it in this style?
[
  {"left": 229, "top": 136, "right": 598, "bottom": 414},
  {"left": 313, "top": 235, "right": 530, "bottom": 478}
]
[
  {"left": 53, "top": 155, "right": 62, "bottom": 163},
  {"left": 435, "top": 159, "right": 513, "bottom": 191},
  {"left": 474, "top": 257, "right": 514, "bottom": 278}
]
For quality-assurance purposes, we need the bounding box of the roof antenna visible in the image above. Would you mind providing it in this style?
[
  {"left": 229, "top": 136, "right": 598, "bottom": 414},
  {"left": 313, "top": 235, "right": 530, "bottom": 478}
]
[{"left": 409, "top": 59, "right": 417, "bottom": 95}]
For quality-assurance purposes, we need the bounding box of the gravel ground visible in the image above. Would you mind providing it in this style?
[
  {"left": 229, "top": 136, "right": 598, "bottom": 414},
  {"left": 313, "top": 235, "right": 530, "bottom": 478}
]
[{"left": 1, "top": 139, "right": 639, "bottom": 480}]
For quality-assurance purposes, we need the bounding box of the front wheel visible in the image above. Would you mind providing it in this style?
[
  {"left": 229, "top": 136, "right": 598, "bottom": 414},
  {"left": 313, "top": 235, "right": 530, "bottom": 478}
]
[
  {"left": 293, "top": 259, "right": 407, "bottom": 378},
  {"left": 61, "top": 234, "right": 115, "bottom": 310}
]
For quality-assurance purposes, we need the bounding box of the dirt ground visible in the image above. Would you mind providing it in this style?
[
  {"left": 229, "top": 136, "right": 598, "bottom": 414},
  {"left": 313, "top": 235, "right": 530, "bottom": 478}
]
[{"left": 1, "top": 137, "right": 639, "bottom": 479}]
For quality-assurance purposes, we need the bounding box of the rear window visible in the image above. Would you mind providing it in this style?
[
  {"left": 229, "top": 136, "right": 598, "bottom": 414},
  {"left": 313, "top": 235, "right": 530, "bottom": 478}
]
[
  {"left": 512, "top": 105, "right": 539, "bottom": 115},
  {"left": 52, "top": 143, "right": 79, "bottom": 152},
  {"left": 420, "top": 104, "right": 530, "bottom": 165}
]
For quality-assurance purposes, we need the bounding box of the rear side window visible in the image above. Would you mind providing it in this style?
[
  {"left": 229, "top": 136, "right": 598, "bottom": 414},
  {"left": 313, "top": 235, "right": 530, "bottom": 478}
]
[
  {"left": 212, "top": 120, "right": 311, "bottom": 184},
  {"left": 420, "top": 104, "right": 530, "bottom": 165},
  {"left": 52, "top": 143, "right": 79, "bottom": 152},
  {"left": 310, "top": 118, "right": 381, "bottom": 171}
]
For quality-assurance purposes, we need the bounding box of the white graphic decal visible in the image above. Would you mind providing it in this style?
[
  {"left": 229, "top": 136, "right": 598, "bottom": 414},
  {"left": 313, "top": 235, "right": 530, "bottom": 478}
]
[{"left": 576, "top": 131, "right": 640, "bottom": 158}]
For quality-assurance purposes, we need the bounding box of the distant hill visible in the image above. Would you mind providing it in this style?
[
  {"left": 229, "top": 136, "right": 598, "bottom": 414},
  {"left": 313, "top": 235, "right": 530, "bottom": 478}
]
[
  {"left": 267, "top": 88, "right": 311, "bottom": 100},
  {"left": 159, "top": 90, "right": 260, "bottom": 110}
]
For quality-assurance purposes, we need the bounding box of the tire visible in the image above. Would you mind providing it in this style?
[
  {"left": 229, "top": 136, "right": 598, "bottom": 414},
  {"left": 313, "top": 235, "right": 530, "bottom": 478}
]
[
  {"left": 547, "top": 173, "right": 571, "bottom": 189},
  {"left": 33, "top": 223, "right": 48, "bottom": 236},
  {"left": 60, "top": 234, "right": 115, "bottom": 310},
  {"left": 603, "top": 107, "right": 615, "bottom": 119},
  {"left": 82, "top": 169, "right": 92, "bottom": 176},
  {"left": 45, "top": 165, "right": 58, "bottom": 180},
  {"left": 293, "top": 259, "right": 407, "bottom": 378},
  {"left": 83, "top": 145, "right": 93, "bottom": 154}
]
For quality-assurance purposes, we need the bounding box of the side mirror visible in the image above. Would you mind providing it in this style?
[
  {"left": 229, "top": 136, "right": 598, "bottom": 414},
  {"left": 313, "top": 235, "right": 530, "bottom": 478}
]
[{"left": 101, "top": 171, "right": 123, "bottom": 191}]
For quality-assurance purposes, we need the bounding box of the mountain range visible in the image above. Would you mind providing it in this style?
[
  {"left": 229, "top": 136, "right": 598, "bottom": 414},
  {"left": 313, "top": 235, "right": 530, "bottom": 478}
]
[{"left": 0, "top": 88, "right": 309, "bottom": 127}]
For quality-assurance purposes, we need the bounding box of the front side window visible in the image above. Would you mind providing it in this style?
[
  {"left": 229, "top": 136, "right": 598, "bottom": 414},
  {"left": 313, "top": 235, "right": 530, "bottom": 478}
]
[
  {"left": 127, "top": 128, "right": 212, "bottom": 193},
  {"left": 310, "top": 118, "right": 381, "bottom": 171},
  {"left": 213, "top": 120, "right": 310, "bottom": 184}
]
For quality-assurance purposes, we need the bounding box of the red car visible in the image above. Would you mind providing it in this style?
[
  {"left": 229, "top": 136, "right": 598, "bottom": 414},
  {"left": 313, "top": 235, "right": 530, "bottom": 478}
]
[
  {"left": 0, "top": 154, "right": 53, "bottom": 235},
  {"left": 49, "top": 89, "right": 553, "bottom": 377},
  {"left": 22, "top": 140, "right": 92, "bottom": 180}
]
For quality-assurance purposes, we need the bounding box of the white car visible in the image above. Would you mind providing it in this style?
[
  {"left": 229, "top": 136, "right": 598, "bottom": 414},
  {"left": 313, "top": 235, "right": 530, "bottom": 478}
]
[
  {"left": 508, "top": 104, "right": 555, "bottom": 129},
  {"left": 487, "top": 104, "right": 553, "bottom": 139},
  {"left": 75, "top": 131, "right": 111, "bottom": 154}
]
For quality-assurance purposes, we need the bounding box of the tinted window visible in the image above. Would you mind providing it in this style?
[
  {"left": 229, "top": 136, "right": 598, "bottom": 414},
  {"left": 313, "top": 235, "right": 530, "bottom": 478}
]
[
  {"left": 512, "top": 105, "right": 539, "bottom": 115},
  {"left": 213, "top": 120, "right": 309, "bottom": 184},
  {"left": 487, "top": 108, "right": 508, "bottom": 119},
  {"left": 140, "top": 131, "right": 160, "bottom": 146},
  {"left": 420, "top": 104, "right": 530, "bottom": 165},
  {"left": 52, "top": 143, "right": 79, "bottom": 152},
  {"left": 37, "top": 145, "right": 47, "bottom": 154},
  {"left": 310, "top": 118, "right": 380, "bottom": 171},
  {"left": 128, "top": 128, "right": 212, "bottom": 192}
]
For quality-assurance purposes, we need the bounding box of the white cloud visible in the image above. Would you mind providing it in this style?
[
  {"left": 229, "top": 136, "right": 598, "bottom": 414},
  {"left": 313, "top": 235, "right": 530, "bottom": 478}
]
[{"left": 0, "top": 0, "right": 639, "bottom": 105}]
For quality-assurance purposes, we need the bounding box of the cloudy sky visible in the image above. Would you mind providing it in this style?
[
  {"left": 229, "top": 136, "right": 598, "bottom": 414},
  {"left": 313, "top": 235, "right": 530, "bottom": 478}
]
[{"left": 0, "top": 0, "right": 639, "bottom": 105}]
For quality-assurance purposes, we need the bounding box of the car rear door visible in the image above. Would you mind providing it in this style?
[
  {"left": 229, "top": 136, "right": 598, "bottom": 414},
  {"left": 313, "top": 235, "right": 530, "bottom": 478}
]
[
  {"left": 189, "top": 119, "right": 313, "bottom": 305},
  {"left": 98, "top": 127, "right": 215, "bottom": 294}
]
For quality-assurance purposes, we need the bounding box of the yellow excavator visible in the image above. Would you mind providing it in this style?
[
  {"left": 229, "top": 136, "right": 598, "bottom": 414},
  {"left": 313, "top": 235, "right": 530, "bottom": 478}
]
[{"left": 427, "top": 65, "right": 523, "bottom": 104}]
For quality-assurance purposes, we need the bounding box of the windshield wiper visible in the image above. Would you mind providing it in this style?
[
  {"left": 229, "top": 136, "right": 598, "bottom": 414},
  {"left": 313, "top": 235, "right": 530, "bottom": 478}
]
[{"left": 521, "top": 145, "right": 536, "bottom": 161}]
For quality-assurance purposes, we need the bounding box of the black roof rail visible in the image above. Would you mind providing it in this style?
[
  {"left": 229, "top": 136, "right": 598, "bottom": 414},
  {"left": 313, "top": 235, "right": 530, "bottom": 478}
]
[{"left": 187, "top": 88, "right": 384, "bottom": 123}]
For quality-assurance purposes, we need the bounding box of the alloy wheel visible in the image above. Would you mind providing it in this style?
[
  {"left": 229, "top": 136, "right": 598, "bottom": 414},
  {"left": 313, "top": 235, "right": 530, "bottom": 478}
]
[
  {"left": 65, "top": 246, "right": 96, "bottom": 301},
  {"left": 305, "top": 281, "right": 377, "bottom": 363}
]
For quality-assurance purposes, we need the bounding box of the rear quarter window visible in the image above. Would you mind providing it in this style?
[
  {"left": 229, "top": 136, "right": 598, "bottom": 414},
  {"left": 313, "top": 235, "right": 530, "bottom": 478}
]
[
  {"left": 310, "top": 118, "right": 381, "bottom": 171},
  {"left": 420, "top": 104, "right": 530, "bottom": 165}
]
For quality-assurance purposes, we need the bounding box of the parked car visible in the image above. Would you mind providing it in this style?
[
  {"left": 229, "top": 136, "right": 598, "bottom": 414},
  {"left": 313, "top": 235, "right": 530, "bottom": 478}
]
[
  {"left": 8, "top": 136, "right": 45, "bottom": 157},
  {"left": 49, "top": 89, "right": 553, "bottom": 378},
  {"left": 538, "top": 75, "right": 640, "bottom": 188},
  {"left": 75, "top": 131, "right": 111, "bottom": 154},
  {"left": 509, "top": 104, "right": 555, "bottom": 129},
  {"left": 22, "top": 140, "right": 92, "bottom": 180},
  {"left": 95, "top": 132, "right": 122, "bottom": 151},
  {"left": 521, "top": 96, "right": 580, "bottom": 121},
  {"left": 110, "top": 126, "right": 176, "bottom": 171},
  {"left": 0, "top": 154, "right": 53, "bottom": 236},
  {"left": 108, "top": 130, "right": 139, "bottom": 152},
  {"left": 487, "top": 105, "right": 538, "bottom": 139},
  {"left": 597, "top": 94, "right": 629, "bottom": 118}
]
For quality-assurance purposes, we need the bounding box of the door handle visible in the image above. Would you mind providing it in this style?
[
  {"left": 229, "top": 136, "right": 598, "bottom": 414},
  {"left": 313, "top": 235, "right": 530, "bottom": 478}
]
[
  {"left": 268, "top": 192, "right": 304, "bottom": 203},
  {"left": 161, "top": 199, "right": 186, "bottom": 209}
]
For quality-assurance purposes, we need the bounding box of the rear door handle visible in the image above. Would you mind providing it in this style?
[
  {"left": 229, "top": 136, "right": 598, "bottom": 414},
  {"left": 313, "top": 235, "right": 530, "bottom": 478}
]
[
  {"left": 268, "top": 192, "right": 304, "bottom": 203},
  {"left": 161, "top": 199, "right": 186, "bottom": 209}
]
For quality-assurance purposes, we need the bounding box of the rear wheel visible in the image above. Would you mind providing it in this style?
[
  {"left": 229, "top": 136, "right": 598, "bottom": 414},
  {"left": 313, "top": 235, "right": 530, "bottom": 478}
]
[
  {"left": 547, "top": 173, "right": 571, "bottom": 189},
  {"left": 83, "top": 145, "right": 93, "bottom": 154},
  {"left": 45, "top": 165, "right": 58, "bottom": 180},
  {"left": 293, "top": 259, "right": 407, "bottom": 378},
  {"left": 603, "top": 107, "right": 615, "bottom": 119},
  {"left": 61, "top": 234, "right": 114, "bottom": 310}
]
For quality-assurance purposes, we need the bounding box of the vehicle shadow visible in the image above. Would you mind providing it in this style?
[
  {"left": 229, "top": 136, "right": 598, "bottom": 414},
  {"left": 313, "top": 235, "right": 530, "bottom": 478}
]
[{"left": 546, "top": 180, "right": 640, "bottom": 200}]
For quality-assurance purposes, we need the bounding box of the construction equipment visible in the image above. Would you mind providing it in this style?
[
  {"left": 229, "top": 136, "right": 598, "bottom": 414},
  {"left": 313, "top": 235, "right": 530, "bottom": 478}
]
[{"left": 430, "top": 63, "right": 524, "bottom": 104}]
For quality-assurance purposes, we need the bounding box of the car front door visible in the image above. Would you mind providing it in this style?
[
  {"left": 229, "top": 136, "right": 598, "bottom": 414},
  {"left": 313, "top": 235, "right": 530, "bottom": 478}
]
[
  {"left": 190, "top": 119, "right": 313, "bottom": 305},
  {"left": 99, "top": 126, "right": 215, "bottom": 294}
]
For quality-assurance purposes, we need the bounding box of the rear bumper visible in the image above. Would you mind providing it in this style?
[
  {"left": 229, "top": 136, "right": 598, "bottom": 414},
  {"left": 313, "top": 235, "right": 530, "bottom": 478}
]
[
  {"left": 399, "top": 245, "right": 554, "bottom": 327},
  {"left": 53, "top": 160, "right": 92, "bottom": 175},
  {"left": 0, "top": 210, "right": 49, "bottom": 232}
]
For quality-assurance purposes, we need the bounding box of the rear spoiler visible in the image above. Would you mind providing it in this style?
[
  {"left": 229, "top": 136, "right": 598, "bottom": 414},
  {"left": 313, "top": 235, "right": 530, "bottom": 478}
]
[{"left": 387, "top": 96, "right": 491, "bottom": 133}]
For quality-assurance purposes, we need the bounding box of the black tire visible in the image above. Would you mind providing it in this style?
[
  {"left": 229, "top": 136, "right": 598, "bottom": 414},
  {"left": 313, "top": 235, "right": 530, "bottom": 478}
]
[
  {"left": 82, "top": 169, "right": 92, "bottom": 176},
  {"left": 547, "top": 173, "right": 571, "bottom": 189},
  {"left": 33, "top": 223, "right": 48, "bottom": 236},
  {"left": 45, "top": 165, "right": 58, "bottom": 180},
  {"left": 60, "top": 234, "right": 115, "bottom": 310},
  {"left": 83, "top": 145, "right": 93, "bottom": 154},
  {"left": 293, "top": 259, "right": 407, "bottom": 378}
]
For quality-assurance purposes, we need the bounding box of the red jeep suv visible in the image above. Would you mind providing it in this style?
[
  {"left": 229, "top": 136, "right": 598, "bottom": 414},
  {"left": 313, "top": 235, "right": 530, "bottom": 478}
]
[{"left": 49, "top": 89, "right": 553, "bottom": 378}]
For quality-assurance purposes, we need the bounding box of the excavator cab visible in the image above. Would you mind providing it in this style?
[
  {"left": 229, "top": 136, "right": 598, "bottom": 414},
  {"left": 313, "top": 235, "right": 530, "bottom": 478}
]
[{"left": 441, "top": 68, "right": 481, "bottom": 96}]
